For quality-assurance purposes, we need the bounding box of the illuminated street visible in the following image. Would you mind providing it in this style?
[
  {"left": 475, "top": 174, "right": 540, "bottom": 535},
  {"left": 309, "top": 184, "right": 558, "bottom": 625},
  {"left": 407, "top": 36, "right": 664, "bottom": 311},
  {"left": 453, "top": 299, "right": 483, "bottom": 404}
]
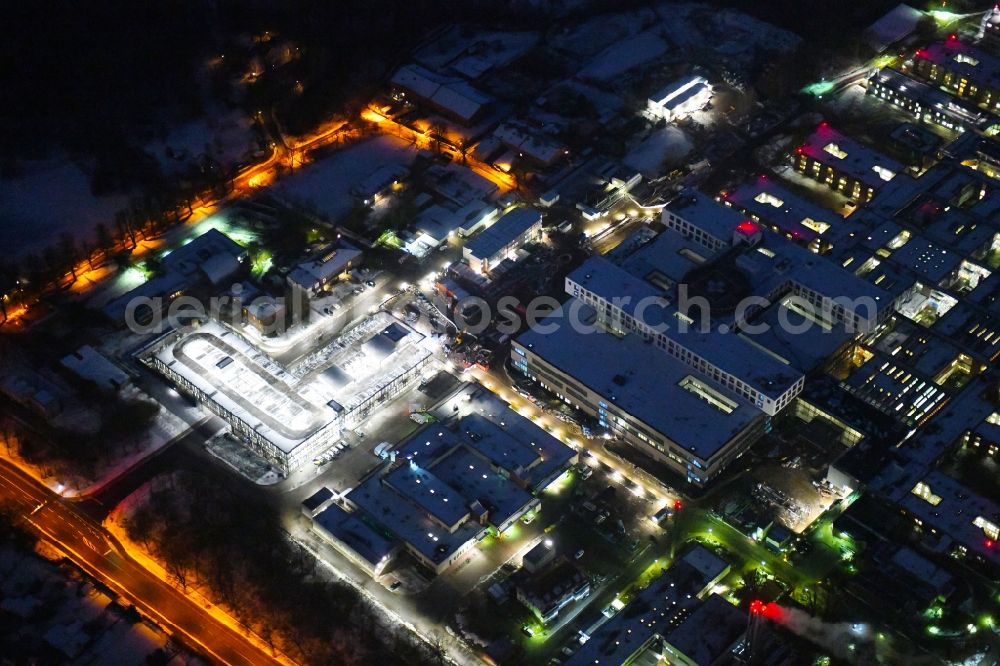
[
  {"left": 0, "top": 459, "right": 281, "bottom": 666},
  {"left": 4, "top": 3, "right": 1000, "bottom": 665}
]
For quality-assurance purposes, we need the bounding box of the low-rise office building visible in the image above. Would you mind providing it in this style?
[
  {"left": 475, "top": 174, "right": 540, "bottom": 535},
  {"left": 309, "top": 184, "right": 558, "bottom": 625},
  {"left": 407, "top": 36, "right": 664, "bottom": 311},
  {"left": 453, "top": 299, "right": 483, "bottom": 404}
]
[
  {"left": 904, "top": 471, "right": 999, "bottom": 568},
  {"left": 60, "top": 346, "right": 133, "bottom": 392},
  {"left": 514, "top": 558, "right": 591, "bottom": 624},
  {"left": 912, "top": 38, "right": 1000, "bottom": 113},
  {"left": 567, "top": 547, "right": 744, "bottom": 666},
  {"left": 722, "top": 176, "right": 846, "bottom": 253},
  {"left": 324, "top": 398, "right": 576, "bottom": 575},
  {"left": 463, "top": 206, "right": 543, "bottom": 274},
  {"left": 287, "top": 242, "right": 363, "bottom": 321},
  {"left": 647, "top": 75, "right": 712, "bottom": 121},
  {"left": 145, "top": 313, "right": 431, "bottom": 474},
  {"left": 867, "top": 68, "right": 985, "bottom": 133},
  {"left": 793, "top": 123, "right": 904, "bottom": 203}
]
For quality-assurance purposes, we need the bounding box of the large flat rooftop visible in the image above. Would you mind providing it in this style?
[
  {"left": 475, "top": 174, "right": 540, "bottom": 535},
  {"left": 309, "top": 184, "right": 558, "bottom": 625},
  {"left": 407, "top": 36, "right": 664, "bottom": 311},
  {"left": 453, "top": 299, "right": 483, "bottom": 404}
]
[
  {"left": 153, "top": 320, "right": 340, "bottom": 453},
  {"left": 150, "top": 311, "right": 431, "bottom": 456},
  {"left": 313, "top": 503, "right": 397, "bottom": 570},
  {"left": 347, "top": 472, "right": 485, "bottom": 566},
  {"left": 294, "top": 311, "right": 433, "bottom": 416},
  {"left": 344, "top": 400, "right": 574, "bottom": 568},
  {"left": 516, "top": 302, "right": 761, "bottom": 462},
  {"left": 399, "top": 401, "right": 576, "bottom": 492},
  {"left": 663, "top": 190, "right": 749, "bottom": 245},
  {"left": 917, "top": 38, "right": 1000, "bottom": 91},
  {"left": 567, "top": 257, "right": 803, "bottom": 400},
  {"left": 799, "top": 123, "right": 903, "bottom": 190},
  {"left": 464, "top": 206, "right": 542, "bottom": 260},
  {"left": 723, "top": 175, "right": 847, "bottom": 245}
]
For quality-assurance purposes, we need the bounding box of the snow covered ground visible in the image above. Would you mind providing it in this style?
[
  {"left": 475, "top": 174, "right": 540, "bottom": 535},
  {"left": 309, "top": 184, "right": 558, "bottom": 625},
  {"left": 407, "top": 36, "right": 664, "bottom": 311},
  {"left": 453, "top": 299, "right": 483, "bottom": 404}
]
[
  {"left": 274, "top": 135, "right": 418, "bottom": 222},
  {"left": 415, "top": 28, "right": 539, "bottom": 78},
  {"left": 1, "top": 107, "right": 257, "bottom": 262},
  {"left": 552, "top": 8, "right": 657, "bottom": 58},
  {"left": 105, "top": 475, "right": 293, "bottom": 662},
  {"left": 1, "top": 384, "right": 198, "bottom": 498},
  {"left": 0, "top": 544, "right": 200, "bottom": 664},
  {"left": 559, "top": 2, "right": 799, "bottom": 84},
  {"left": 0, "top": 157, "right": 130, "bottom": 260},
  {"left": 577, "top": 29, "right": 668, "bottom": 81},
  {"left": 145, "top": 109, "right": 258, "bottom": 176},
  {"left": 624, "top": 126, "right": 693, "bottom": 177}
]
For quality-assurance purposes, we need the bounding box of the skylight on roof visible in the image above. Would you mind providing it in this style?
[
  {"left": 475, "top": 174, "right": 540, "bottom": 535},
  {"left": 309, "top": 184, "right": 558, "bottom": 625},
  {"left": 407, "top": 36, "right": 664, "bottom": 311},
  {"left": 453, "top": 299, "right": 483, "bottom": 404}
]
[
  {"left": 872, "top": 165, "right": 896, "bottom": 182},
  {"left": 887, "top": 230, "right": 911, "bottom": 250},
  {"left": 754, "top": 191, "right": 784, "bottom": 208},
  {"left": 801, "top": 218, "right": 830, "bottom": 234},
  {"left": 974, "top": 516, "right": 998, "bottom": 540},
  {"left": 677, "top": 376, "right": 737, "bottom": 414},
  {"left": 823, "top": 142, "right": 848, "bottom": 159},
  {"left": 912, "top": 481, "right": 942, "bottom": 506}
]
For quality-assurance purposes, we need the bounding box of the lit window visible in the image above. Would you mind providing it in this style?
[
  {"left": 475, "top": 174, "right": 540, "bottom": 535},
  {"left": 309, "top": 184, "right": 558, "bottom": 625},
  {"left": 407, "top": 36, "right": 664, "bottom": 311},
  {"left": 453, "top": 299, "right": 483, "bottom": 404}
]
[{"left": 974, "top": 516, "right": 999, "bottom": 540}]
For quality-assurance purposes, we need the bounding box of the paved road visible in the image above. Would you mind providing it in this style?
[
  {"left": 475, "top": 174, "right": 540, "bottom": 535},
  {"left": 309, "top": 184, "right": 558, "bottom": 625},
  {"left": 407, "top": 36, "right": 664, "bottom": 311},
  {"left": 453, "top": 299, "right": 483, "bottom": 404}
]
[{"left": 0, "top": 458, "right": 280, "bottom": 666}]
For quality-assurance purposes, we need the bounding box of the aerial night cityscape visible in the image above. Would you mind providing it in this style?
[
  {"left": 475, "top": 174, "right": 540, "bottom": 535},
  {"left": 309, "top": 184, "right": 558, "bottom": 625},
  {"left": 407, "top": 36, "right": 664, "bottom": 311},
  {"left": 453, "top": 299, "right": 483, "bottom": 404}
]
[{"left": 2, "top": 2, "right": 1000, "bottom": 665}]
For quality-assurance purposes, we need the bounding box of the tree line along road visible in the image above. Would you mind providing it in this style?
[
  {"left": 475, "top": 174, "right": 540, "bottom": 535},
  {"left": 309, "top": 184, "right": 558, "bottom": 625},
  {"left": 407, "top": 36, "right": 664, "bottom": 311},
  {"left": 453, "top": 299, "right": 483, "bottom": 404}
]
[{"left": 0, "top": 458, "right": 281, "bottom": 666}]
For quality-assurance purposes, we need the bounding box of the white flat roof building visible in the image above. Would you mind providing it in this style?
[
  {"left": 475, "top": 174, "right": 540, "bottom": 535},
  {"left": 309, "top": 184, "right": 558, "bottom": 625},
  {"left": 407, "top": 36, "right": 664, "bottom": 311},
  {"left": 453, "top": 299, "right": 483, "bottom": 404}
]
[
  {"left": 514, "top": 302, "right": 764, "bottom": 486},
  {"left": 564, "top": 255, "right": 805, "bottom": 413},
  {"left": 647, "top": 75, "right": 711, "bottom": 121},
  {"left": 390, "top": 64, "right": 492, "bottom": 124},
  {"left": 146, "top": 313, "right": 432, "bottom": 473},
  {"left": 287, "top": 243, "right": 363, "bottom": 296},
  {"left": 61, "top": 346, "right": 132, "bottom": 392},
  {"left": 463, "top": 206, "right": 543, "bottom": 274}
]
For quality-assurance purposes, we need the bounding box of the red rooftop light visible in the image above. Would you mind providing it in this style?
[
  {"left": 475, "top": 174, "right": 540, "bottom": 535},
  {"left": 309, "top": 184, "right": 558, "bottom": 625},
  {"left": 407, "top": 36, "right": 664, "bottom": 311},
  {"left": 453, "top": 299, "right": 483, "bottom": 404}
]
[
  {"left": 736, "top": 221, "right": 759, "bottom": 235},
  {"left": 673, "top": 499, "right": 683, "bottom": 511}
]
